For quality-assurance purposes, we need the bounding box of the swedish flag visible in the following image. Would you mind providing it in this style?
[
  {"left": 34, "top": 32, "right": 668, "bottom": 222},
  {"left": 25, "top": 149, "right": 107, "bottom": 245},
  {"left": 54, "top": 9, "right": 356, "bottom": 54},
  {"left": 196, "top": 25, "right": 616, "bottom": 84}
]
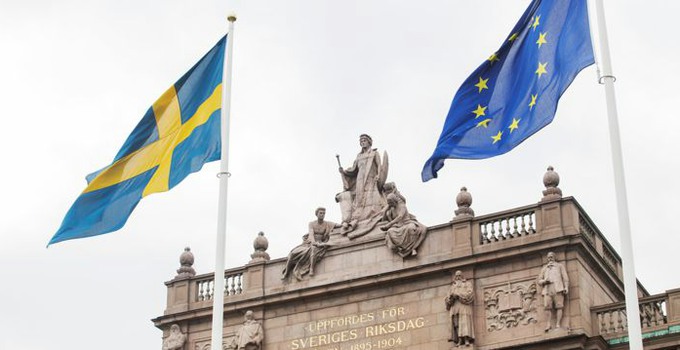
[
  {"left": 49, "top": 36, "right": 226, "bottom": 245},
  {"left": 422, "top": 0, "right": 594, "bottom": 181}
]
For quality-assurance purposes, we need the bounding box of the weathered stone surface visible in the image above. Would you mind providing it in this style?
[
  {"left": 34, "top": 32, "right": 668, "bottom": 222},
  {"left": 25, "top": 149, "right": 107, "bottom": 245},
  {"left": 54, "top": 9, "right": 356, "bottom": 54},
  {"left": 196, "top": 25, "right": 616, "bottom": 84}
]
[{"left": 155, "top": 191, "right": 679, "bottom": 350}]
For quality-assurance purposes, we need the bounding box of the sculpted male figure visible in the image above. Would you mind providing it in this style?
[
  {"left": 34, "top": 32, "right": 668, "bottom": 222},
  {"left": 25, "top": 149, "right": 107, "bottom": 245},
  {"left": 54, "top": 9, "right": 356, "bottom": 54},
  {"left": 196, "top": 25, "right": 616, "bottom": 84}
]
[
  {"left": 162, "top": 324, "right": 186, "bottom": 350},
  {"left": 445, "top": 271, "right": 475, "bottom": 347},
  {"left": 281, "top": 207, "right": 338, "bottom": 280},
  {"left": 228, "top": 310, "right": 264, "bottom": 350},
  {"left": 537, "top": 252, "right": 569, "bottom": 331},
  {"left": 338, "top": 134, "right": 387, "bottom": 237}
]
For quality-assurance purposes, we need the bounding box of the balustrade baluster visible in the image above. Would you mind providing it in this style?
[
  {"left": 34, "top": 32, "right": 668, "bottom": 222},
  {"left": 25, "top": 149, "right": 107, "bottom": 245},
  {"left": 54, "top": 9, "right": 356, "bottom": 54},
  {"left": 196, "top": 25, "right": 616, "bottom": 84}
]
[
  {"left": 511, "top": 216, "right": 518, "bottom": 237},
  {"left": 527, "top": 214, "right": 535, "bottom": 234},
  {"left": 607, "top": 311, "right": 616, "bottom": 333},
  {"left": 236, "top": 275, "right": 243, "bottom": 294},
  {"left": 621, "top": 310, "right": 628, "bottom": 331},
  {"left": 655, "top": 302, "right": 665, "bottom": 326},
  {"left": 640, "top": 304, "right": 649, "bottom": 328},
  {"left": 616, "top": 309, "right": 624, "bottom": 332},
  {"left": 197, "top": 281, "right": 204, "bottom": 301},
  {"left": 228, "top": 276, "right": 236, "bottom": 295},
  {"left": 203, "top": 281, "right": 209, "bottom": 301},
  {"left": 519, "top": 215, "right": 526, "bottom": 236},
  {"left": 492, "top": 222, "right": 499, "bottom": 241}
]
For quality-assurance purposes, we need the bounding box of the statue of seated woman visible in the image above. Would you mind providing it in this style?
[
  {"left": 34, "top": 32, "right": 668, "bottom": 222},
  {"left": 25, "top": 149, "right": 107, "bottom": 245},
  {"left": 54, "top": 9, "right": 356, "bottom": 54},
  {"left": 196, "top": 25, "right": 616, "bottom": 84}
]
[{"left": 380, "top": 193, "right": 427, "bottom": 258}]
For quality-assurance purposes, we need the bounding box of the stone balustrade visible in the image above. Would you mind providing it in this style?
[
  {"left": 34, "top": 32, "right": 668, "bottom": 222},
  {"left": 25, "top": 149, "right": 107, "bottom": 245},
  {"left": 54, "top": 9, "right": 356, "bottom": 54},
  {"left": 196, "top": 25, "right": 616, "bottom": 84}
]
[
  {"left": 154, "top": 166, "right": 680, "bottom": 349},
  {"left": 478, "top": 208, "right": 536, "bottom": 244},
  {"left": 578, "top": 211, "right": 623, "bottom": 278},
  {"left": 161, "top": 197, "right": 628, "bottom": 320},
  {"left": 592, "top": 289, "right": 680, "bottom": 344},
  {"left": 195, "top": 270, "right": 244, "bottom": 301},
  {"left": 162, "top": 266, "right": 246, "bottom": 315}
]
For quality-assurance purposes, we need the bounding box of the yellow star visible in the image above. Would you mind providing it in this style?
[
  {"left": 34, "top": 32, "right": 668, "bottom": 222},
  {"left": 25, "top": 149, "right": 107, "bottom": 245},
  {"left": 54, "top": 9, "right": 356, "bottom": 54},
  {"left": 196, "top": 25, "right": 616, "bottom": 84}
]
[
  {"left": 536, "top": 32, "right": 548, "bottom": 48},
  {"left": 474, "top": 77, "right": 489, "bottom": 93},
  {"left": 488, "top": 52, "right": 500, "bottom": 64},
  {"left": 532, "top": 15, "right": 541, "bottom": 31},
  {"left": 476, "top": 118, "right": 492, "bottom": 128},
  {"left": 528, "top": 94, "right": 538, "bottom": 110},
  {"left": 508, "top": 32, "right": 519, "bottom": 42},
  {"left": 508, "top": 118, "right": 520, "bottom": 133},
  {"left": 472, "top": 104, "right": 487, "bottom": 118},
  {"left": 491, "top": 131, "right": 503, "bottom": 144},
  {"left": 535, "top": 62, "right": 548, "bottom": 78}
]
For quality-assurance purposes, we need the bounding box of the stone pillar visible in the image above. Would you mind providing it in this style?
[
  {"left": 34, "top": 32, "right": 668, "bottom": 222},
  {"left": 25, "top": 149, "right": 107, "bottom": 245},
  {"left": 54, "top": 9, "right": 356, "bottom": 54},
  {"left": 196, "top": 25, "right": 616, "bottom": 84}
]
[
  {"left": 243, "top": 232, "right": 269, "bottom": 299},
  {"left": 451, "top": 187, "right": 474, "bottom": 256},
  {"left": 165, "top": 247, "right": 195, "bottom": 315},
  {"left": 666, "top": 288, "right": 680, "bottom": 326},
  {"left": 538, "top": 166, "right": 567, "bottom": 236}
]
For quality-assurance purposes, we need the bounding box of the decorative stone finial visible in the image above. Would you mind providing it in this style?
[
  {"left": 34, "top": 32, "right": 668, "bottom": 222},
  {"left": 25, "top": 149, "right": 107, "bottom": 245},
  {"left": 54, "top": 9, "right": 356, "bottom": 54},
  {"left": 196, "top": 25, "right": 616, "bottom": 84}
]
[
  {"left": 174, "top": 247, "right": 196, "bottom": 280},
  {"left": 453, "top": 187, "right": 475, "bottom": 219},
  {"left": 250, "top": 232, "right": 270, "bottom": 263},
  {"left": 541, "top": 166, "right": 563, "bottom": 202}
]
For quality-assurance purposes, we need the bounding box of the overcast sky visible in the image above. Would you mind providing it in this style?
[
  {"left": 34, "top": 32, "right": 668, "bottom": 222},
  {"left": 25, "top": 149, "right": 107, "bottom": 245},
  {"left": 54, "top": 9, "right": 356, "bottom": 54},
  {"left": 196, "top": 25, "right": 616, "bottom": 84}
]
[{"left": 1, "top": 1, "right": 679, "bottom": 349}]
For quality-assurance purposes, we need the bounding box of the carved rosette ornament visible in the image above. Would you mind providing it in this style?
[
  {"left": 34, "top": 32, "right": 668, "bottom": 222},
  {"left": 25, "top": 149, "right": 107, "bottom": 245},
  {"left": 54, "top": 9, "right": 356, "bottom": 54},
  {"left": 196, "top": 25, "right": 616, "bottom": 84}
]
[
  {"left": 250, "top": 231, "right": 270, "bottom": 263},
  {"left": 541, "top": 166, "right": 562, "bottom": 201},
  {"left": 453, "top": 187, "right": 474, "bottom": 219},
  {"left": 483, "top": 282, "right": 538, "bottom": 332},
  {"left": 175, "top": 247, "right": 196, "bottom": 280}
]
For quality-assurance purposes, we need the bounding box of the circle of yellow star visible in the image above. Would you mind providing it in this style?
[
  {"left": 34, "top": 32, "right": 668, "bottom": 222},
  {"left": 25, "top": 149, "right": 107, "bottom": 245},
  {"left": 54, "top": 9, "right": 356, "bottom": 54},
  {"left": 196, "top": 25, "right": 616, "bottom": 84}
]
[
  {"left": 535, "top": 62, "right": 548, "bottom": 78},
  {"left": 474, "top": 77, "right": 489, "bottom": 93},
  {"left": 536, "top": 32, "right": 548, "bottom": 48},
  {"left": 472, "top": 104, "right": 487, "bottom": 118},
  {"left": 491, "top": 131, "right": 503, "bottom": 144},
  {"left": 508, "top": 118, "right": 521, "bottom": 133}
]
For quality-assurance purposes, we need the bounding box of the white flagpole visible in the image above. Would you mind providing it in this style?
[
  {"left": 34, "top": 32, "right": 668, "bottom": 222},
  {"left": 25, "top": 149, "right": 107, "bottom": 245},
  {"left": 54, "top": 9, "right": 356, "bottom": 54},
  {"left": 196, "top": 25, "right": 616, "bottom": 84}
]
[
  {"left": 589, "top": 0, "right": 643, "bottom": 348},
  {"left": 212, "top": 14, "right": 236, "bottom": 350}
]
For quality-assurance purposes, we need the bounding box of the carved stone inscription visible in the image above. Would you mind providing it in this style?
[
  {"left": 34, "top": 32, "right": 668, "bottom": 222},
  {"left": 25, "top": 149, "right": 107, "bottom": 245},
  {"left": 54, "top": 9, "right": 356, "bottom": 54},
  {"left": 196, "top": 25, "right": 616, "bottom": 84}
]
[
  {"left": 483, "top": 281, "right": 538, "bottom": 332},
  {"left": 289, "top": 306, "right": 427, "bottom": 350}
]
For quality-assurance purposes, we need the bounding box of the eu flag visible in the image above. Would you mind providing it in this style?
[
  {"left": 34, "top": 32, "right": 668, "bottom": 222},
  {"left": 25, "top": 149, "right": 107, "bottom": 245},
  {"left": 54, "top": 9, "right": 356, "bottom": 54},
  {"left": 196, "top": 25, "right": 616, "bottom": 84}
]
[
  {"left": 422, "top": 0, "right": 594, "bottom": 181},
  {"left": 49, "top": 36, "right": 226, "bottom": 245}
]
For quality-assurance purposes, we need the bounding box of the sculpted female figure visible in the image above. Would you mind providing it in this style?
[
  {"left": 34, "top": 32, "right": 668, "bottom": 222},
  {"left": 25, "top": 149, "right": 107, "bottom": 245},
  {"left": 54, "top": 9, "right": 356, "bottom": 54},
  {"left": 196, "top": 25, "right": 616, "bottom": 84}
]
[
  {"left": 338, "top": 134, "right": 388, "bottom": 237},
  {"left": 380, "top": 193, "right": 427, "bottom": 258},
  {"left": 281, "top": 207, "right": 338, "bottom": 280}
]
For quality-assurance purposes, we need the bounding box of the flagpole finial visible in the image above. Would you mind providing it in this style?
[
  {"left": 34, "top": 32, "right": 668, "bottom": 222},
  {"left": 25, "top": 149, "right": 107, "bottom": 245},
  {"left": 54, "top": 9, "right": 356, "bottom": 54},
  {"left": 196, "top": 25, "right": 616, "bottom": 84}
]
[{"left": 228, "top": 13, "right": 237, "bottom": 22}]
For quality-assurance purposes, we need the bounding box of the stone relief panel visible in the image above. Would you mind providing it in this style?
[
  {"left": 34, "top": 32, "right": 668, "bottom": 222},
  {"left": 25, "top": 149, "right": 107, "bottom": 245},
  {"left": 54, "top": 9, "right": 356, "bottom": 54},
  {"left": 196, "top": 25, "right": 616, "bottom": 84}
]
[
  {"left": 483, "top": 280, "right": 538, "bottom": 332},
  {"left": 163, "top": 324, "right": 187, "bottom": 350},
  {"left": 194, "top": 337, "right": 232, "bottom": 350}
]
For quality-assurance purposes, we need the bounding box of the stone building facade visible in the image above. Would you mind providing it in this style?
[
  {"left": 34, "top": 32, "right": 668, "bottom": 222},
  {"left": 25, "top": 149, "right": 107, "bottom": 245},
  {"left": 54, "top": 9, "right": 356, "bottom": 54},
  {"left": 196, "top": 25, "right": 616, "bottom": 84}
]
[{"left": 152, "top": 169, "right": 680, "bottom": 350}]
